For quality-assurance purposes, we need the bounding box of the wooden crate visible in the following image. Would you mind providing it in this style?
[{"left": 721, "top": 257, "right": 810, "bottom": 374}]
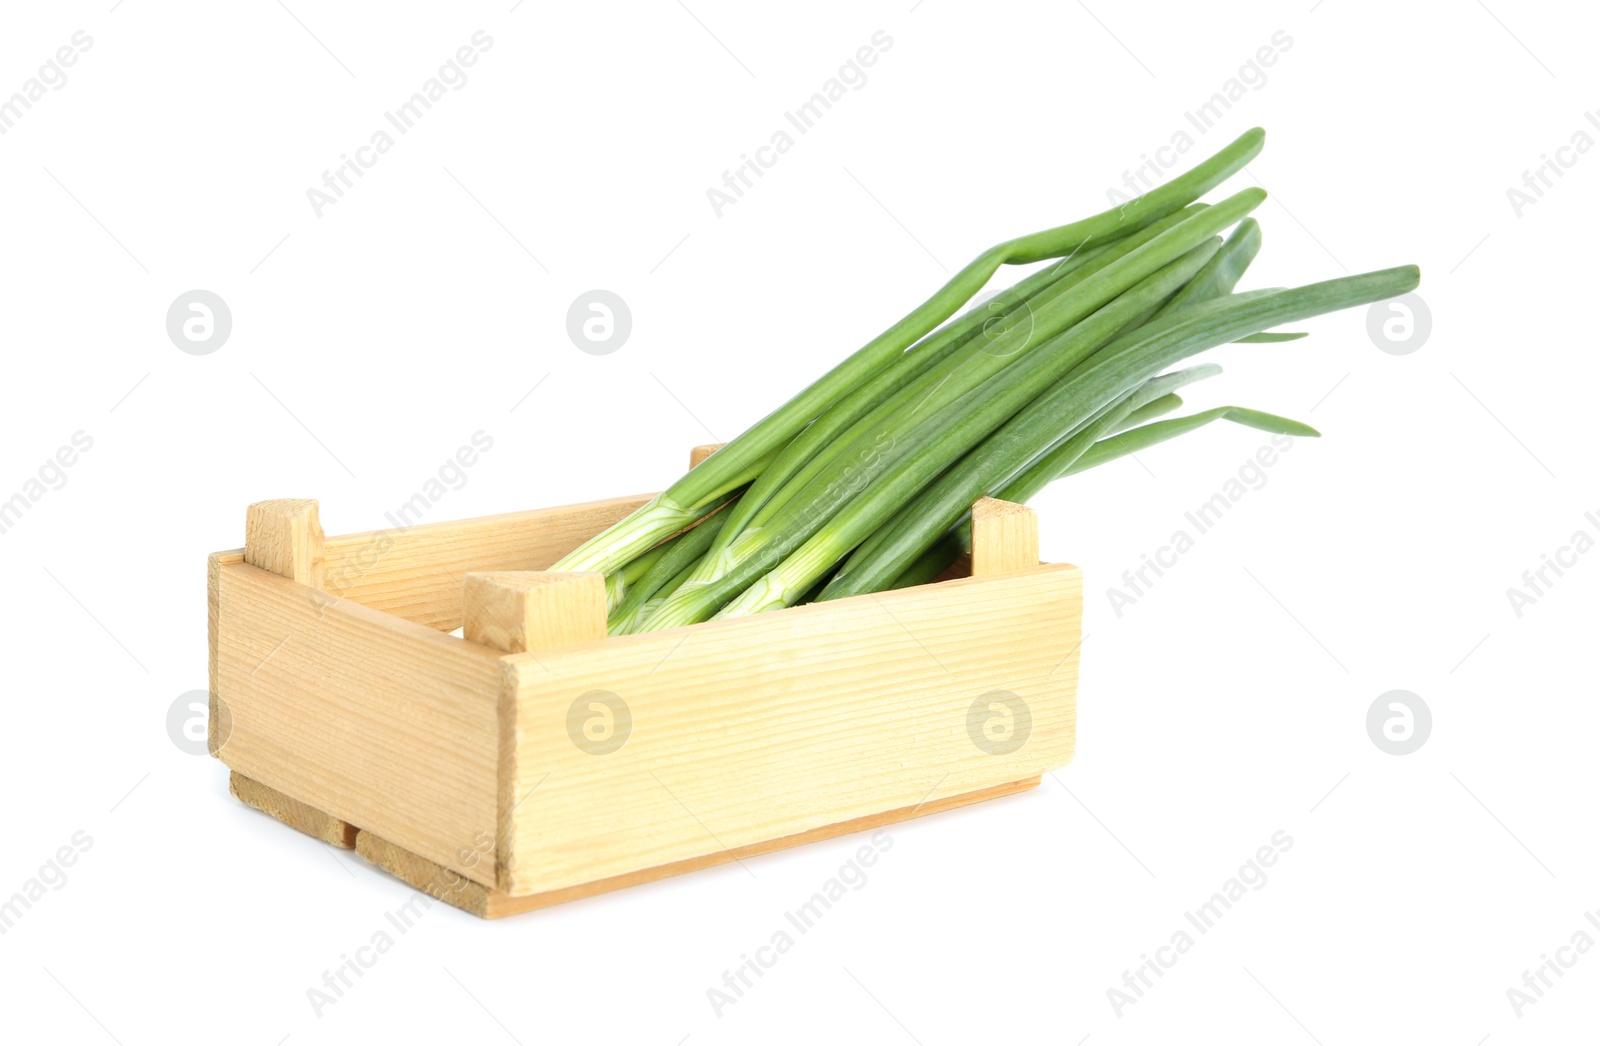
[{"left": 208, "top": 444, "right": 1082, "bottom": 918}]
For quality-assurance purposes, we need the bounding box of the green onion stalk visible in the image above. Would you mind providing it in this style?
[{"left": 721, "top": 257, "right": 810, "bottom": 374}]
[{"left": 606, "top": 500, "right": 735, "bottom": 635}]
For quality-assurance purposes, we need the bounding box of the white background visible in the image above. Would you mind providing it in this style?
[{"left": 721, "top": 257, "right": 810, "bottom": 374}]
[{"left": 1, "top": 0, "right": 1595, "bottom": 1042}]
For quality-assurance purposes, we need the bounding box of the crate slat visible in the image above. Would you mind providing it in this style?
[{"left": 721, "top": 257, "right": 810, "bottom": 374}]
[
  {"left": 357, "top": 775, "right": 1040, "bottom": 918},
  {"left": 320, "top": 494, "right": 652, "bottom": 632},
  {"left": 230, "top": 771, "right": 357, "bottom": 848}
]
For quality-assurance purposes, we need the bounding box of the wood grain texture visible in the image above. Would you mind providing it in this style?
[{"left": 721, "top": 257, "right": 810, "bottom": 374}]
[
  {"left": 971, "top": 497, "right": 1040, "bottom": 576},
  {"left": 462, "top": 571, "right": 606, "bottom": 654},
  {"left": 245, "top": 499, "right": 325, "bottom": 588},
  {"left": 213, "top": 559, "right": 505, "bottom": 885},
  {"left": 361, "top": 776, "right": 1040, "bottom": 918},
  {"left": 230, "top": 772, "right": 357, "bottom": 848},
  {"left": 318, "top": 494, "right": 651, "bottom": 632},
  {"left": 499, "top": 563, "right": 1080, "bottom": 897}
]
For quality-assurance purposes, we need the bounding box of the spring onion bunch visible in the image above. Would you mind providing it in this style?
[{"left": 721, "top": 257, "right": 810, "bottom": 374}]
[{"left": 546, "top": 128, "right": 1420, "bottom": 634}]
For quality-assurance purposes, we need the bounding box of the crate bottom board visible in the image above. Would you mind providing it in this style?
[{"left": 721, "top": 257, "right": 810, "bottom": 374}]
[{"left": 229, "top": 771, "right": 1041, "bottom": 919}]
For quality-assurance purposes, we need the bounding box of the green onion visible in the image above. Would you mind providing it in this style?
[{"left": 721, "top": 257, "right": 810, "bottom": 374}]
[
  {"left": 646, "top": 230, "right": 1236, "bottom": 630},
  {"left": 621, "top": 556, "right": 703, "bottom": 636},
  {"left": 699, "top": 205, "right": 1209, "bottom": 569},
  {"left": 604, "top": 540, "right": 670, "bottom": 612},
  {"left": 677, "top": 238, "right": 1240, "bottom": 626},
  {"left": 1236, "top": 331, "right": 1309, "bottom": 343},
  {"left": 662, "top": 188, "right": 1267, "bottom": 622},
  {"left": 1062, "top": 404, "right": 1319, "bottom": 476},
  {"left": 1147, "top": 216, "right": 1303, "bottom": 344},
  {"left": 552, "top": 128, "right": 1268, "bottom": 576},
  {"left": 832, "top": 366, "right": 1221, "bottom": 593},
  {"left": 538, "top": 127, "right": 1418, "bottom": 632},
  {"left": 608, "top": 502, "right": 735, "bottom": 634},
  {"left": 706, "top": 203, "right": 1216, "bottom": 565},
  {"left": 732, "top": 264, "right": 1418, "bottom": 613},
  {"left": 1111, "top": 392, "right": 1187, "bottom": 433},
  {"left": 1151, "top": 217, "right": 1262, "bottom": 316}
]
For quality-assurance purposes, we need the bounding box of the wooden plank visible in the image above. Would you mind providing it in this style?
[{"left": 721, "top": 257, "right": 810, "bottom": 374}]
[
  {"left": 319, "top": 494, "right": 651, "bottom": 632},
  {"left": 213, "top": 559, "right": 505, "bottom": 885},
  {"left": 246, "top": 499, "right": 325, "bottom": 588},
  {"left": 462, "top": 571, "right": 606, "bottom": 654},
  {"left": 230, "top": 772, "right": 357, "bottom": 848},
  {"left": 499, "top": 564, "right": 1079, "bottom": 896},
  {"left": 355, "top": 831, "right": 494, "bottom": 915},
  {"left": 359, "top": 776, "right": 1040, "bottom": 919},
  {"left": 971, "top": 497, "right": 1040, "bottom": 576}
]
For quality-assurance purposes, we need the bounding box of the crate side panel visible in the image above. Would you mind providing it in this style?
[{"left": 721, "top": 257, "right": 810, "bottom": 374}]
[
  {"left": 503, "top": 564, "right": 1080, "bottom": 895},
  {"left": 321, "top": 493, "right": 652, "bottom": 631},
  {"left": 215, "top": 561, "right": 505, "bottom": 885}
]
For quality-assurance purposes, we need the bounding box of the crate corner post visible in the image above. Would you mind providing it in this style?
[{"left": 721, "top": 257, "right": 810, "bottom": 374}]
[
  {"left": 244, "top": 497, "right": 326, "bottom": 588},
  {"left": 970, "top": 496, "right": 1040, "bottom": 575},
  {"left": 219, "top": 497, "right": 360, "bottom": 849},
  {"left": 461, "top": 569, "right": 608, "bottom": 910}
]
